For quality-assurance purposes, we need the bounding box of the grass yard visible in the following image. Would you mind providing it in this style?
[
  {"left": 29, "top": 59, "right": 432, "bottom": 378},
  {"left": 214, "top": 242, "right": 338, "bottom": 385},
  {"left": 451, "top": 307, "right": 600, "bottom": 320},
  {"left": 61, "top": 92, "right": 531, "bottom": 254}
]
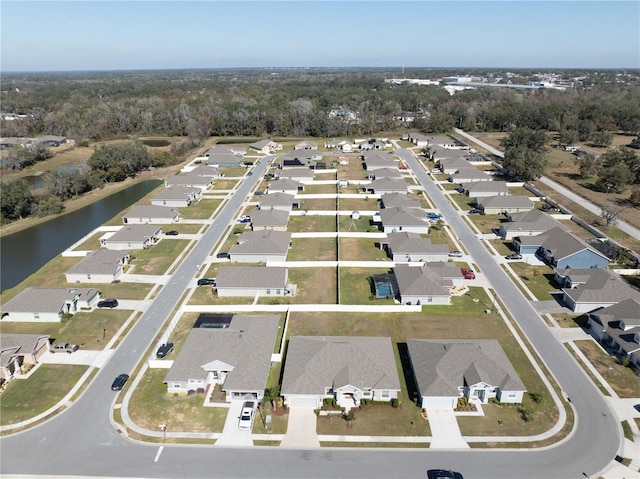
[
  {"left": 337, "top": 215, "right": 377, "bottom": 232},
  {"left": 188, "top": 286, "right": 254, "bottom": 305},
  {"left": 339, "top": 237, "right": 390, "bottom": 261},
  {"left": 301, "top": 184, "right": 338, "bottom": 195},
  {"left": 338, "top": 197, "right": 379, "bottom": 211},
  {"left": 466, "top": 214, "right": 505, "bottom": 234},
  {"left": 218, "top": 167, "right": 246, "bottom": 177},
  {"left": 74, "top": 231, "right": 107, "bottom": 251},
  {"left": 213, "top": 180, "right": 239, "bottom": 190},
  {"left": 551, "top": 313, "right": 588, "bottom": 329},
  {"left": 337, "top": 160, "right": 368, "bottom": 181},
  {"left": 507, "top": 262, "right": 557, "bottom": 301},
  {"left": 128, "top": 368, "right": 228, "bottom": 432},
  {"left": 288, "top": 268, "right": 337, "bottom": 304},
  {"left": 0, "top": 255, "right": 80, "bottom": 302},
  {"left": 130, "top": 240, "right": 190, "bottom": 275},
  {"left": 427, "top": 224, "right": 456, "bottom": 248},
  {"left": 288, "top": 215, "right": 336, "bottom": 233},
  {"left": 160, "top": 224, "right": 204, "bottom": 234},
  {"left": 573, "top": 340, "right": 640, "bottom": 398},
  {"left": 179, "top": 199, "right": 223, "bottom": 219},
  {"left": 89, "top": 281, "right": 154, "bottom": 300},
  {"left": 0, "top": 365, "right": 88, "bottom": 426},
  {"left": 339, "top": 267, "right": 395, "bottom": 305},
  {"left": 448, "top": 192, "right": 476, "bottom": 210},
  {"left": 489, "top": 239, "right": 518, "bottom": 256},
  {"left": 299, "top": 198, "right": 337, "bottom": 211},
  {"left": 288, "top": 237, "right": 337, "bottom": 261}
]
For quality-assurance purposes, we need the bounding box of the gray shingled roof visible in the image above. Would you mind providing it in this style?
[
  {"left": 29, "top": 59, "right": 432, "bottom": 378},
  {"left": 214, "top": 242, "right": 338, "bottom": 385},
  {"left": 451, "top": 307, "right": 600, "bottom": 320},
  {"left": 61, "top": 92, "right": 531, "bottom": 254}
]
[
  {"left": 478, "top": 195, "right": 532, "bottom": 209},
  {"left": 380, "top": 207, "right": 428, "bottom": 227},
  {"left": 438, "top": 157, "right": 469, "bottom": 170},
  {"left": 250, "top": 209, "right": 290, "bottom": 228},
  {"left": 407, "top": 339, "right": 526, "bottom": 397},
  {"left": 250, "top": 139, "right": 274, "bottom": 150},
  {"left": 502, "top": 209, "right": 561, "bottom": 233},
  {"left": 164, "top": 315, "right": 280, "bottom": 392},
  {"left": 386, "top": 232, "right": 449, "bottom": 256},
  {"left": 190, "top": 165, "right": 221, "bottom": 177},
  {"left": 279, "top": 167, "right": 315, "bottom": 179},
  {"left": 450, "top": 167, "right": 490, "bottom": 182},
  {"left": 464, "top": 181, "right": 509, "bottom": 194},
  {"left": 166, "top": 175, "right": 211, "bottom": 187},
  {"left": 365, "top": 157, "right": 398, "bottom": 169},
  {"left": 123, "top": 205, "right": 179, "bottom": 219},
  {"left": 281, "top": 336, "right": 401, "bottom": 395},
  {"left": 230, "top": 230, "right": 291, "bottom": 256},
  {"left": 369, "top": 179, "right": 408, "bottom": 192},
  {"left": 393, "top": 264, "right": 452, "bottom": 297},
  {"left": 0, "top": 334, "right": 51, "bottom": 354},
  {"left": 371, "top": 168, "right": 402, "bottom": 179},
  {"left": 542, "top": 227, "right": 609, "bottom": 262},
  {"left": 216, "top": 267, "right": 288, "bottom": 289},
  {"left": 561, "top": 269, "right": 638, "bottom": 304},
  {"left": 259, "top": 193, "right": 296, "bottom": 209},
  {"left": 380, "top": 193, "right": 421, "bottom": 209},
  {"left": 152, "top": 186, "right": 201, "bottom": 201},
  {"left": 591, "top": 298, "right": 640, "bottom": 327},
  {"left": 106, "top": 224, "right": 161, "bottom": 242},
  {"left": 267, "top": 179, "right": 303, "bottom": 192},
  {"left": 66, "top": 250, "right": 128, "bottom": 275},
  {"left": 1, "top": 288, "right": 99, "bottom": 313}
]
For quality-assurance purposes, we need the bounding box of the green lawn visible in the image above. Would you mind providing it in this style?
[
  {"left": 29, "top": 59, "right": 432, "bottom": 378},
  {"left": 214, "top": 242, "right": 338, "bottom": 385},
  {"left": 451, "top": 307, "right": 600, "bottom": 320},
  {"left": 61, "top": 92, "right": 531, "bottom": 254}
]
[
  {"left": 466, "top": 214, "right": 505, "bottom": 234},
  {"left": 74, "top": 232, "right": 106, "bottom": 250},
  {"left": 489, "top": 239, "right": 517, "bottom": 256},
  {"left": 0, "top": 365, "right": 88, "bottom": 426},
  {"left": 299, "top": 198, "right": 337, "bottom": 211},
  {"left": 130, "top": 240, "right": 190, "bottom": 275},
  {"left": 338, "top": 197, "right": 379, "bottom": 211},
  {"left": 339, "top": 267, "right": 395, "bottom": 305},
  {"left": 0, "top": 255, "right": 80, "bottom": 302},
  {"left": 287, "top": 268, "right": 337, "bottom": 304},
  {"left": 338, "top": 237, "right": 390, "bottom": 261},
  {"left": 507, "top": 262, "right": 557, "bottom": 301},
  {"left": 179, "top": 199, "right": 223, "bottom": 219},
  {"left": 218, "top": 167, "right": 246, "bottom": 177},
  {"left": 188, "top": 286, "right": 254, "bottom": 305},
  {"left": 288, "top": 237, "right": 337, "bottom": 261},
  {"left": 288, "top": 215, "right": 337, "bottom": 233},
  {"left": 337, "top": 215, "right": 377, "bottom": 232},
  {"left": 301, "top": 184, "right": 338, "bottom": 195}
]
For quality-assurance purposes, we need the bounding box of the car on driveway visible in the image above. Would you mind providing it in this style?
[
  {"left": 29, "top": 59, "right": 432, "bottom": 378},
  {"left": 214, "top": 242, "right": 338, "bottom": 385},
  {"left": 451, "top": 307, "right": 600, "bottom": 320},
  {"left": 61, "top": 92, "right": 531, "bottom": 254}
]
[
  {"left": 216, "top": 252, "right": 230, "bottom": 259},
  {"left": 50, "top": 342, "right": 79, "bottom": 354},
  {"left": 97, "top": 299, "right": 118, "bottom": 308},
  {"left": 238, "top": 401, "right": 255, "bottom": 431},
  {"left": 111, "top": 374, "right": 129, "bottom": 391},
  {"left": 197, "top": 278, "right": 216, "bottom": 286},
  {"left": 448, "top": 250, "right": 463, "bottom": 258},
  {"left": 468, "top": 208, "right": 480, "bottom": 214},
  {"left": 461, "top": 268, "right": 476, "bottom": 280},
  {"left": 427, "top": 470, "right": 463, "bottom": 479},
  {"left": 237, "top": 216, "right": 251, "bottom": 223},
  {"left": 165, "top": 230, "right": 179, "bottom": 236},
  {"left": 156, "top": 342, "right": 174, "bottom": 359},
  {"left": 505, "top": 253, "right": 522, "bottom": 260}
]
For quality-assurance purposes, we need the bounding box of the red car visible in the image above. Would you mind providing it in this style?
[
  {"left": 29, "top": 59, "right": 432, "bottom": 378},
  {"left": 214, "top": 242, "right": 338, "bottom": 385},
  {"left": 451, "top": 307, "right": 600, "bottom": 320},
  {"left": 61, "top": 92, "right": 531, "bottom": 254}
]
[{"left": 461, "top": 268, "right": 475, "bottom": 280}]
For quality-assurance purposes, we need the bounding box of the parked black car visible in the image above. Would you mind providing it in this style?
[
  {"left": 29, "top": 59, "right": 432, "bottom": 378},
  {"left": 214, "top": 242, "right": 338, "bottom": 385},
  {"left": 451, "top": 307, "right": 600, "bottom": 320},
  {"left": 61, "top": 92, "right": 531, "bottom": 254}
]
[
  {"left": 156, "top": 342, "right": 174, "bottom": 359},
  {"left": 111, "top": 373, "right": 129, "bottom": 391},
  {"left": 98, "top": 299, "right": 118, "bottom": 308},
  {"left": 427, "top": 470, "right": 463, "bottom": 479},
  {"left": 165, "top": 230, "right": 179, "bottom": 236},
  {"left": 197, "top": 278, "right": 216, "bottom": 286},
  {"left": 216, "top": 252, "right": 230, "bottom": 259}
]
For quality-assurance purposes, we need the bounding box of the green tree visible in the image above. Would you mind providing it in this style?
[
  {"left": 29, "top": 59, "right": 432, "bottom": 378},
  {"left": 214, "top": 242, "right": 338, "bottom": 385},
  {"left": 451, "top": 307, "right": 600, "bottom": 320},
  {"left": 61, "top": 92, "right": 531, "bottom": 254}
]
[
  {"left": 0, "top": 180, "right": 34, "bottom": 222},
  {"left": 629, "top": 189, "right": 640, "bottom": 207},
  {"left": 578, "top": 154, "right": 600, "bottom": 178},
  {"left": 590, "top": 130, "right": 613, "bottom": 148},
  {"left": 31, "top": 196, "right": 64, "bottom": 217},
  {"left": 88, "top": 141, "right": 150, "bottom": 182},
  {"left": 596, "top": 163, "right": 633, "bottom": 193},
  {"left": 502, "top": 145, "right": 548, "bottom": 181}
]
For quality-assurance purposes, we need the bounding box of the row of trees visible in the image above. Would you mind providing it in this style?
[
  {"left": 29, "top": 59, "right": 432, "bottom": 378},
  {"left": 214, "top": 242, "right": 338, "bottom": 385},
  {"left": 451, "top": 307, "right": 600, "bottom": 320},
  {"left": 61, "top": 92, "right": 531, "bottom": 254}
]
[{"left": 579, "top": 147, "right": 640, "bottom": 195}]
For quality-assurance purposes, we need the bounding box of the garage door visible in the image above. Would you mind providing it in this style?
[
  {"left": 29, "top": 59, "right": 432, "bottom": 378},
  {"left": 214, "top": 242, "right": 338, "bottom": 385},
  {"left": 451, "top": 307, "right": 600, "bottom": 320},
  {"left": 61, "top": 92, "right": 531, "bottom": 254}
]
[{"left": 287, "top": 396, "right": 319, "bottom": 408}]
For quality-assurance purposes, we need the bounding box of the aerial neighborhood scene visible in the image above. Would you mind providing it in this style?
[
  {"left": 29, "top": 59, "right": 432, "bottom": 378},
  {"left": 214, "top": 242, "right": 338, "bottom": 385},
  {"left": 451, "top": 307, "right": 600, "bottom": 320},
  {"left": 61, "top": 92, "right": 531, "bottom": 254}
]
[{"left": 1, "top": 2, "right": 640, "bottom": 479}]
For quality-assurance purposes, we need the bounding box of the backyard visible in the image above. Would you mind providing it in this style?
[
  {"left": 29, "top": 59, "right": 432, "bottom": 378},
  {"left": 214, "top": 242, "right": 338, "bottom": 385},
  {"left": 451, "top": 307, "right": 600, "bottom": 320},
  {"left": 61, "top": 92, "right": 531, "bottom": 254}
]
[
  {"left": 179, "top": 199, "right": 223, "bottom": 219},
  {"left": 130, "top": 239, "right": 190, "bottom": 275},
  {"left": 288, "top": 215, "right": 337, "bottom": 233},
  {"left": 288, "top": 237, "right": 337, "bottom": 262},
  {"left": 339, "top": 237, "right": 390, "bottom": 261}
]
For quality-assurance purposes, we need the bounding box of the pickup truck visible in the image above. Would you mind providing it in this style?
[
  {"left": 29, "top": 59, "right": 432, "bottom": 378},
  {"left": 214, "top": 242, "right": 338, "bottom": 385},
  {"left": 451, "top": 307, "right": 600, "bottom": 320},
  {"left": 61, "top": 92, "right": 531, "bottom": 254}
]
[{"left": 50, "top": 343, "right": 79, "bottom": 354}]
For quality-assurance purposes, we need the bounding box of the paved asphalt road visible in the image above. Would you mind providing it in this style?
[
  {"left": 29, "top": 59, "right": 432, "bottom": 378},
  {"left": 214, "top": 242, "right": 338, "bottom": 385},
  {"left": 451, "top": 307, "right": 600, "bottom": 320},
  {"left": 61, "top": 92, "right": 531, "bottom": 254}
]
[{"left": 0, "top": 152, "right": 621, "bottom": 479}]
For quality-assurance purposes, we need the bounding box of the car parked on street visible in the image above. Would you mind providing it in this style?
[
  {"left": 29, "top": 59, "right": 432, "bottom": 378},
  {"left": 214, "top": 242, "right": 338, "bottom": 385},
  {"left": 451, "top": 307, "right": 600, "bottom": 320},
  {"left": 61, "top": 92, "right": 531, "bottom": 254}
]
[
  {"left": 505, "top": 253, "right": 523, "bottom": 260},
  {"left": 50, "top": 342, "right": 79, "bottom": 354},
  {"left": 111, "top": 373, "right": 129, "bottom": 391},
  {"left": 156, "top": 342, "right": 174, "bottom": 359},
  {"left": 238, "top": 401, "right": 255, "bottom": 431},
  {"left": 427, "top": 470, "right": 463, "bottom": 479},
  {"left": 97, "top": 299, "right": 118, "bottom": 308},
  {"left": 461, "top": 268, "right": 476, "bottom": 280},
  {"left": 448, "top": 251, "right": 463, "bottom": 258}
]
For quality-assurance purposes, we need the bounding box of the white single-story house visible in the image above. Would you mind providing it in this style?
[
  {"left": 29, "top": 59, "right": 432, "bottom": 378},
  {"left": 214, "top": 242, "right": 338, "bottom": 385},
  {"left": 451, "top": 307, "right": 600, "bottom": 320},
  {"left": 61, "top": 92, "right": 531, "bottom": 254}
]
[
  {"left": 0, "top": 334, "right": 51, "bottom": 384},
  {"left": 164, "top": 315, "right": 280, "bottom": 400},
  {"left": 499, "top": 210, "right": 562, "bottom": 240},
  {"left": 215, "top": 266, "right": 291, "bottom": 297},
  {"left": 187, "top": 165, "right": 223, "bottom": 179},
  {"left": 407, "top": 132, "right": 430, "bottom": 147},
  {"left": 249, "top": 139, "right": 283, "bottom": 154},
  {"left": 206, "top": 153, "right": 244, "bottom": 167},
  {"left": 380, "top": 192, "right": 421, "bottom": 209},
  {"left": 477, "top": 195, "right": 533, "bottom": 215},
  {"left": 250, "top": 209, "right": 290, "bottom": 231},
  {"left": 267, "top": 179, "right": 304, "bottom": 196},
  {"left": 376, "top": 207, "right": 429, "bottom": 234},
  {"left": 294, "top": 140, "right": 318, "bottom": 150},
  {"left": 277, "top": 167, "right": 315, "bottom": 184},
  {"left": 365, "top": 179, "right": 408, "bottom": 195},
  {"left": 556, "top": 268, "right": 637, "bottom": 313},
  {"left": 100, "top": 224, "right": 162, "bottom": 250},
  {"left": 449, "top": 167, "right": 491, "bottom": 184},
  {"left": 122, "top": 205, "right": 180, "bottom": 224},
  {"left": 463, "top": 181, "right": 509, "bottom": 198},
  {"left": 1, "top": 287, "right": 101, "bottom": 322},
  {"left": 588, "top": 298, "right": 640, "bottom": 369},
  {"left": 393, "top": 264, "right": 452, "bottom": 305},
  {"left": 258, "top": 193, "right": 299, "bottom": 212},
  {"left": 165, "top": 175, "right": 212, "bottom": 190},
  {"left": 281, "top": 336, "right": 401, "bottom": 409},
  {"left": 367, "top": 167, "right": 403, "bottom": 180},
  {"left": 324, "top": 139, "right": 352, "bottom": 152},
  {"left": 65, "top": 249, "right": 130, "bottom": 284},
  {"left": 203, "top": 145, "right": 246, "bottom": 158},
  {"left": 381, "top": 232, "right": 449, "bottom": 262},
  {"left": 407, "top": 339, "right": 526, "bottom": 409},
  {"left": 36, "top": 135, "right": 67, "bottom": 147},
  {"left": 151, "top": 186, "right": 202, "bottom": 208},
  {"left": 229, "top": 230, "right": 291, "bottom": 263}
]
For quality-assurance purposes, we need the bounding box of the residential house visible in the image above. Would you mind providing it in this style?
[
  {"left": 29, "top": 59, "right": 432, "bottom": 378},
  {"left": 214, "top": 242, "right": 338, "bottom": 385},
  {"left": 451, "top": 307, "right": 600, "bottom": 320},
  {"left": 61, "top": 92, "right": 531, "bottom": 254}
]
[
  {"left": 122, "top": 205, "right": 180, "bottom": 224},
  {"left": 281, "top": 336, "right": 401, "bottom": 409},
  {"left": 165, "top": 175, "right": 212, "bottom": 190},
  {"left": 365, "top": 179, "right": 408, "bottom": 195},
  {"left": 407, "top": 339, "right": 526, "bottom": 409},
  {"left": 1, "top": 287, "right": 101, "bottom": 322},
  {"left": 164, "top": 315, "right": 280, "bottom": 400},
  {"left": 477, "top": 195, "right": 533, "bottom": 215},
  {"left": 258, "top": 192, "right": 299, "bottom": 212},
  {"left": 250, "top": 209, "right": 290, "bottom": 231},
  {"left": 449, "top": 167, "right": 491, "bottom": 184},
  {"left": 151, "top": 186, "right": 202, "bottom": 207},
  {"left": 203, "top": 145, "right": 246, "bottom": 157},
  {"left": 437, "top": 157, "right": 470, "bottom": 174},
  {"left": 100, "top": 224, "right": 162, "bottom": 250},
  {"left": 463, "top": 181, "right": 509, "bottom": 198},
  {"left": 206, "top": 153, "right": 244, "bottom": 167},
  {"left": 278, "top": 167, "right": 315, "bottom": 184},
  {"left": 393, "top": 264, "right": 453, "bottom": 305},
  {"left": 65, "top": 249, "right": 130, "bottom": 284},
  {"left": 499, "top": 210, "right": 562, "bottom": 240},
  {"left": 588, "top": 298, "right": 640, "bottom": 368},
  {"left": 556, "top": 268, "right": 637, "bottom": 313},
  {"left": 266, "top": 179, "right": 304, "bottom": 195},
  {"left": 0, "top": 334, "right": 51, "bottom": 384},
  {"left": 367, "top": 167, "right": 403, "bottom": 180},
  {"left": 536, "top": 227, "right": 610, "bottom": 269},
  {"left": 189, "top": 165, "right": 222, "bottom": 179},
  {"left": 229, "top": 230, "right": 291, "bottom": 263},
  {"left": 215, "top": 266, "right": 291, "bottom": 297},
  {"left": 376, "top": 206, "right": 429, "bottom": 234},
  {"left": 408, "top": 133, "right": 430, "bottom": 147},
  {"left": 0, "top": 137, "right": 29, "bottom": 150},
  {"left": 36, "top": 135, "right": 67, "bottom": 147},
  {"left": 425, "top": 261, "right": 465, "bottom": 287},
  {"left": 363, "top": 154, "right": 397, "bottom": 171},
  {"left": 249, "top": 139, "right": 282, "bottom": 154},
  {"left": 380, "top": 232, "right": 449, "bottom": 262},
  {"left": 294, "top": 140, "right": 318, "bottom": 150},
  {"left": 324, "top": 139, "right": 352, "bottom": 152},
  {"left": 380, "top": 192, "right": 421, "bottom": 209}
]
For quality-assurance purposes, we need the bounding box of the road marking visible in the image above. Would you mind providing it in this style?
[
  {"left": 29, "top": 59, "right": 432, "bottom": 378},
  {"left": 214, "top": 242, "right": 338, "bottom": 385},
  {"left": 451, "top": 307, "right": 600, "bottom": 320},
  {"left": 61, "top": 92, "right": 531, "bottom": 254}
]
[{"left": 154, "top": 446, "right": 164, "bottom": 462}]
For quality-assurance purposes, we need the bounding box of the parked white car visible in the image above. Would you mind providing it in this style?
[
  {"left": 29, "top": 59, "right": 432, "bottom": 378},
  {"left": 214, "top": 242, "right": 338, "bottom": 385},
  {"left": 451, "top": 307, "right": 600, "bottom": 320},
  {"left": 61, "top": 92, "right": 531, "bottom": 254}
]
[{"left": 238, "top": 401, "right": 255, "bottom": 431}]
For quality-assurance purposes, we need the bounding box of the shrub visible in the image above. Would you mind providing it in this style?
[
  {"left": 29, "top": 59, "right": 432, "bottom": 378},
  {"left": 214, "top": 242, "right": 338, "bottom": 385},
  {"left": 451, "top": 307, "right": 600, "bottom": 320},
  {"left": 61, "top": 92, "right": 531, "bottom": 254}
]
[
  {"left": 529, "top": 392, "right": 543, "bottom": 404},
  {"left": 391, "top": 398, "right": 399, "bottom": 408},
  {"left": 518, "top": 406, "right": 533, "bottom": 422}
]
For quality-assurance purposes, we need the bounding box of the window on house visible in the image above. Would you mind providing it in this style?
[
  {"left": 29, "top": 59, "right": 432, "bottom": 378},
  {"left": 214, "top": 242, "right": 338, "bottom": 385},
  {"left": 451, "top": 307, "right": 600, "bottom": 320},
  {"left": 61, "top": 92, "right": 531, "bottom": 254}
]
[
  {"left": 173, "top": 383, "right": 181, "bottom": 388},
  {"left": 34, "top": 313, "right": 40, "bottom": 319},
  {"left": 276, "top": 289, "right": 281, "bottom": 295},
  {"left": 324, "top": 387, "right": 333, "bottom": 395},
  {"left": 266, "top": 289, "right": 271, "bottom": 295},
  {"left": 381, "top": 390, "right": 390, "bottom": 399},
  {"left": 508, "top": 392, "right": 516, "bottom": 398},
  {"left": 362, "top": 388, "right": 372, "bottom": 398}
]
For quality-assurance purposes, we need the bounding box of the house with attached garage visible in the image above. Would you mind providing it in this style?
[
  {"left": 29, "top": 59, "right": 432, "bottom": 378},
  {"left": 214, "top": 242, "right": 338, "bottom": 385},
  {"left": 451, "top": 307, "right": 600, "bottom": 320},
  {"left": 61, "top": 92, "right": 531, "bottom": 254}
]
[
  {"left": 281, "top": 336, "right": 401, "bottom": 409},
  {"left": 250, "top": 208, "right": 290, "bottom": 231},
  {"left": 407, "top": 132, "right": 430, "bottom": 147},
  {"left": 380, "top": 232, "right": 449, "bottom": 262},
  {"left": 229, "top": 230, "right": 291, "bottom": 263},
  {"left": 437, "top": 157, "right": 470, "bottom": 174},
  {"left": 463, "top": 180, "right": 509, "bottom": 198},
  {"left": 449, "top": 167, "right": 491, "bottom": 184},
  {"left": 365, "top": 179, "right": 409, "bottom": 195},
  {"left": 380, "top": 192, "right": 421, "bottom": 209},
  {"left": 215, "top": 266, "right": 293, "bottom": 297},
  {"left": 407, "top": 339, "right": 526, "bottom": 409},
  {"left": 363, "top": 154, "right": 398, "bottom": 171},
  {"left": 537, "top": 227, "right": 610, "bottom": 269},
  {"left": 65, "top": 249, "right": 130, "bottom": 284},
  {"left": 324, "top": 138, "right": 352, "bottom": 152},
  {"left": 367, "top": 167, "right": 403, "bottom": 180},
  {"left": 393, "top": 264, "right": 453, "bottom": 305},
  {"left": 277, "top": 167, "right": 315, "bottom": 184},
  {"left": 477, "top": 195, "right": 533, "bottom": 215},
  {"left": 249, "top": 139, "right": 282, "bottom": 154},
  {"left": 556, "top": 268, "right": 637, "bottom": 313},
  {"left": 151, "top": 186, "right": 202, "bottom": 208},
  {"left": 499, "top": 209, "right": 562, "bottom": 240},
  {"left": 588, "top": 298, "right": 640, "bottom": 368},
  {"left": 100, "top": 224, "right": 162, "bottom": 250},
  {"left": 122, "top": 205, "right": 180, "bottom": 224},
  {"left": 258, "top": 192, "right": 299, "bottom": 212},
  {"left": 376, "top": 206, "right": 429, "bottom": 234},
  {"left": 206, "top": 153, "right": 244, "bottom": 167},
  {"left": 0, "top": 334, "right": 51, "bottom": 384},
  {"left": 164, "top": 314, "right": 280, "bottom": 400},
  {"left": 266, "top": 179, "right": 304, "bottom": 196},
  {"left": 1, "top": 287, "right": 101, "bottom": 322},
  {"left": 203, "top": 145, "right": 247, "bottom": 158},
  {"left": 294, "top": 140, "right": 318, "bottom": 150},
  {"left": 188, "top": 165, "right": 223, "bottom": 179},
  {"left": 165, "top": 175, "right": 212, "bottom": 190}
]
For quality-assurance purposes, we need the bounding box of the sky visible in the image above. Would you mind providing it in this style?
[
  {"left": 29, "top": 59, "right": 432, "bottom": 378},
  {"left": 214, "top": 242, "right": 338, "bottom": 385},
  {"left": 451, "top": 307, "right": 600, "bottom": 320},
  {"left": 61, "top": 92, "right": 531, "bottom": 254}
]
[{"left": 1, "top": 1, "right": 639, "bottom": 72}]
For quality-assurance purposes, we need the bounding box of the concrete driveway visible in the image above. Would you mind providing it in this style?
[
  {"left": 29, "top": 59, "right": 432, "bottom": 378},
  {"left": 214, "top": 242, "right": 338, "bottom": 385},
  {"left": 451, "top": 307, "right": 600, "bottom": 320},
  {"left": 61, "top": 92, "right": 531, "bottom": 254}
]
[
  {"left": 215, "top": 400, "right": 254, "bottom": 447},
  {"left": 40, "top": 349, "right": 114, "bottom": 368},
  {"left": 427, "top": 408, "right": 469, "bottom": 449},
  {"left": 279, "top": 407, "right": 320, "bottom": 448}
]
